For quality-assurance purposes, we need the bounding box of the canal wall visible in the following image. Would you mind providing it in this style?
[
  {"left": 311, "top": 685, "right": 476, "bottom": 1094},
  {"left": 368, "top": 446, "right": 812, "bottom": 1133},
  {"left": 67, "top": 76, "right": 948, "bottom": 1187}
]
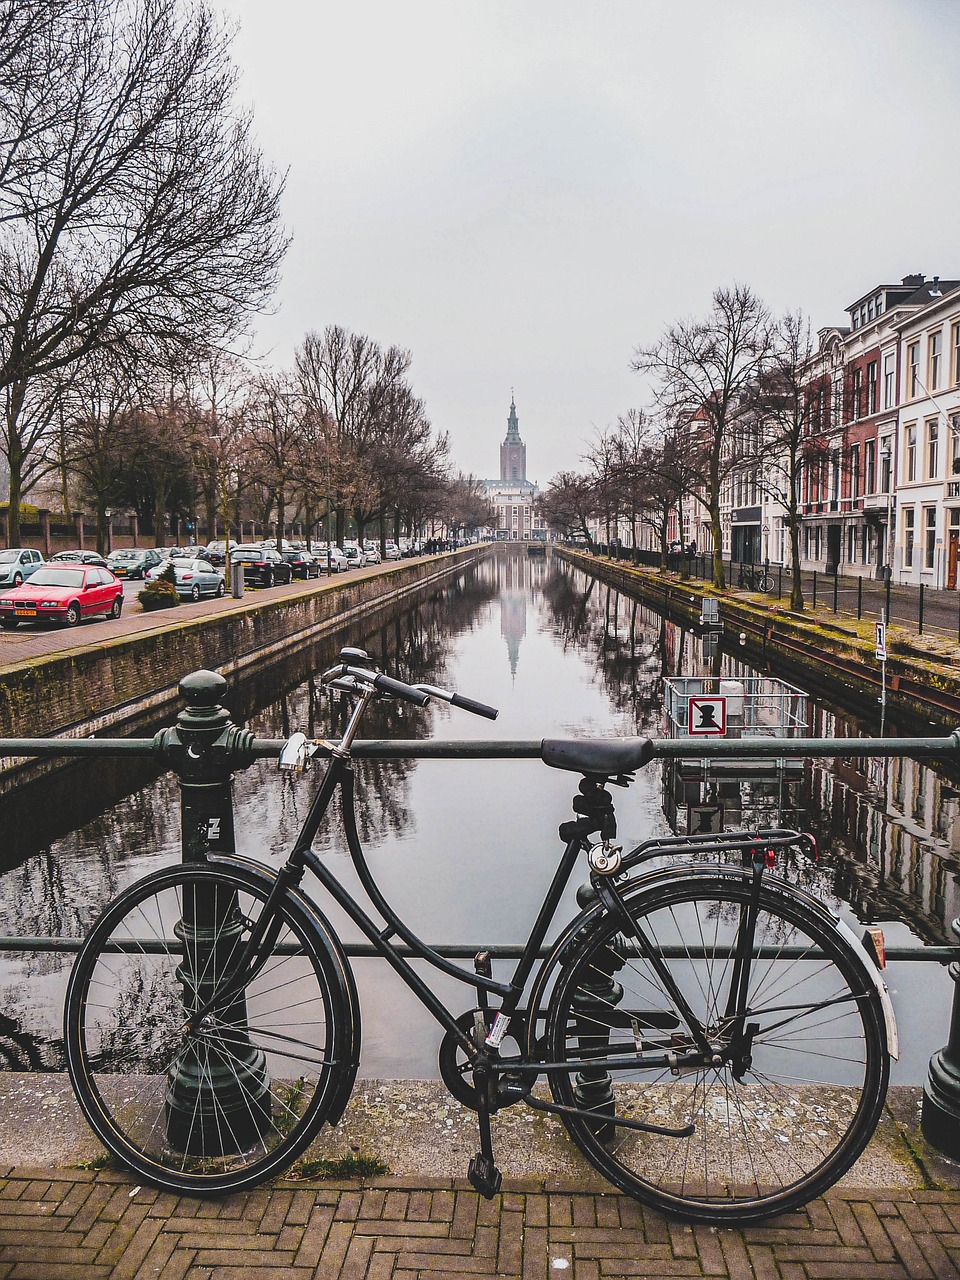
[
  {"left": 0, "top": 547, "right": 488, "bottom": 788},
  {"left": 555, "top": 547, "right": 960, "bottom": 728}
]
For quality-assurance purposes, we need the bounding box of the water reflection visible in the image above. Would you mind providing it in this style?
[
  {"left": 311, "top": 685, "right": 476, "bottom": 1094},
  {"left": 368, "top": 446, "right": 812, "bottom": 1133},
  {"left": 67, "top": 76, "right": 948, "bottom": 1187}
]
[{"left": 0, "top": 549, "right": 957, "bottom": 1082}]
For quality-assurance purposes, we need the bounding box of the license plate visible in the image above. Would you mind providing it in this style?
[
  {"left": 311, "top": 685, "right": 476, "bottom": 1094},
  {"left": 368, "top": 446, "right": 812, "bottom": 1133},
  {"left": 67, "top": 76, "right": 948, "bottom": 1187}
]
[{"left": 15, "top": 608, "right": 36, "bottom": 616}]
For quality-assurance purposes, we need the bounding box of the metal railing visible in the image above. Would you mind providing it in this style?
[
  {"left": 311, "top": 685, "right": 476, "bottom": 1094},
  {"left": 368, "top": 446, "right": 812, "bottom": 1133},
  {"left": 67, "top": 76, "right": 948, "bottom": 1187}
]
[
  {"left": 6, "top": 668, "right": 960, "bottom": 1157},
  {"left": 592, "top": 544, "right": 960, "bottom": 641}
]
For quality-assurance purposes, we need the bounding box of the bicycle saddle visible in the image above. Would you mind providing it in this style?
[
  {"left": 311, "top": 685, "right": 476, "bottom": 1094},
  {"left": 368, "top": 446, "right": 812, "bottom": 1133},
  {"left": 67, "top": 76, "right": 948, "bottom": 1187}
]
[{"left": 540, "top": 737, "right": 655, "bottom": 776}]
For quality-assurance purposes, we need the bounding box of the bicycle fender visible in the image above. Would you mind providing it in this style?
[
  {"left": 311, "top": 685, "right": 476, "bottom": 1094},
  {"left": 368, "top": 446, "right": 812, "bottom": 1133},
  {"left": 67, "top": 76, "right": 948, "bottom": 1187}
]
[
  {"left": 757, "top": 872, "right": 900, "bottom": 1062},
  {"left": 832, "top": 915, "right": 899, "bottom": 1061}
]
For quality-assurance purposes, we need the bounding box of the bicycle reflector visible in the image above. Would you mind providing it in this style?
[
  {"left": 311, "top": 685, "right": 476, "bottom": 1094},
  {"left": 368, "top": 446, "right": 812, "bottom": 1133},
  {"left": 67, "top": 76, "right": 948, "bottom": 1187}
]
[{"left": 861, "top": 926, "right": 887, "bottom": 970}]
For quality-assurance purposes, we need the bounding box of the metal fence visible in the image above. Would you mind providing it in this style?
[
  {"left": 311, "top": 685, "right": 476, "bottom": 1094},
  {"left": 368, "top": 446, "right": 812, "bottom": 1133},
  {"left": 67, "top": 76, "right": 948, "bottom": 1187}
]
[{"left": 594, "top": 545, "right": 960, "bottom": 640}]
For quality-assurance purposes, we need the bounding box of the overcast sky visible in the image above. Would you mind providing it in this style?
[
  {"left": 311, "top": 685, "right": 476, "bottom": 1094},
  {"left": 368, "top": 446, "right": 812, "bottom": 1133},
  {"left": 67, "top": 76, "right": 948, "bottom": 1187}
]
[{"left": 216, "top": 0, "right": 960, "bottom": 487}]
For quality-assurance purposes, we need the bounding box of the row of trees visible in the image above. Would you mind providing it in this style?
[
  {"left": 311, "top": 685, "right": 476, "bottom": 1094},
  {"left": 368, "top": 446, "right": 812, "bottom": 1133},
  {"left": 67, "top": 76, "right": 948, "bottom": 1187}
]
[
  {"left": 539, "top": 286, "right": 821, "bottom": 611},
  {"left": 0, "top": 1, "right": 492, "bottom": 549}
]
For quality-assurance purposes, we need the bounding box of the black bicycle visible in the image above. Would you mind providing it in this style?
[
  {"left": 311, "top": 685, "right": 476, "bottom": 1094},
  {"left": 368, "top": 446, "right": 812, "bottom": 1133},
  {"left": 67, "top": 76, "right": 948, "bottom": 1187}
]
[
  {"left": 738, "top": 563, "right": 775, "bottom": 593},
  {"left": 64, "top": 647, "right": 895, "bottom": 1224}
]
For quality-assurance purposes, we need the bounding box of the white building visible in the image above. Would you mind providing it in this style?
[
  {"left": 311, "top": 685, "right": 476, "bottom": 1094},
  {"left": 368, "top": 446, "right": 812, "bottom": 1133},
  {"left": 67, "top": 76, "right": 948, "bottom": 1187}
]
[{"left": 482, "top": 398, "right": 547, "bottom": 540}]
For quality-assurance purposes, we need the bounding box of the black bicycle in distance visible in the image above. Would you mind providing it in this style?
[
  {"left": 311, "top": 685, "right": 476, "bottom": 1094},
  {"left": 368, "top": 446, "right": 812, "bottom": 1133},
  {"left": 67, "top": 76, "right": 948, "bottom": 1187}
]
[{"left": 64, "top": 647, "right": 894, "bottom": 1225}]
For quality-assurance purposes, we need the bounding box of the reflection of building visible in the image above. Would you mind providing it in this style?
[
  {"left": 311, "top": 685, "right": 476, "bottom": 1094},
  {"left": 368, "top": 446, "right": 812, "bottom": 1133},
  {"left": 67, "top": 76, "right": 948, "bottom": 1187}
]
[
  {"left": 483, "top": 397, "right": 548, "bottom": 541},
  {"left": 495, "top": 549, "right": 546, "bottom": 677}
]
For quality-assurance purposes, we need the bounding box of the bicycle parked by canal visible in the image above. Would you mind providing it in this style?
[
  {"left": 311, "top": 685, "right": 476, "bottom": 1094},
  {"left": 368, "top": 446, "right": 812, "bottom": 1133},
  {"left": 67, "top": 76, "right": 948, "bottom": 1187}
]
[
  {"left": 63, "top": 648, "right": 896, "bottom": 1225},
  {"left": 737, "top": 561, "right": 775, "bottom": 593}
]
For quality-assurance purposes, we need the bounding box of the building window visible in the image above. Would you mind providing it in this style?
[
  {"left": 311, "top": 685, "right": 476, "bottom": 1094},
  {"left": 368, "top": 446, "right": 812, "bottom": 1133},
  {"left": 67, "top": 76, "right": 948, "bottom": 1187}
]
[
  {"left": 851, "top": 367, "right": 862, "bottom": 419},
  {"left": 905, "top": 423, "right": 917, "bottom": 482},
  {"left": 924, "top": 506, "right": 937, "bottom": 569},
  {"left": 929, "top": 331, "right": 942, "bottom": 390},
  {"left": 907, "top": 341, "right": 920, "bottom": 398},
  {"left": 865, "top": 438, "right": 876, "bottom": 493},
  {"left": 850, "top": 443, "right": 861, "bottom": 499},
  {"left": 866, "top": 361, "right": 878, "bottom": 415},
  {"left": 904, "top": 507, "right": 915, "bottom": 568},
  {"left": 880, "top": 438, "right": 893, "bottom": 492},
  {"left": 883, "top": 351, "right": 896, "bottom": 408},
  {"left": 953, "top": 321, "right": 960, "bottom": 385},
  {"left": 927, "top": 419, "right": 940, "bottom": 479}
]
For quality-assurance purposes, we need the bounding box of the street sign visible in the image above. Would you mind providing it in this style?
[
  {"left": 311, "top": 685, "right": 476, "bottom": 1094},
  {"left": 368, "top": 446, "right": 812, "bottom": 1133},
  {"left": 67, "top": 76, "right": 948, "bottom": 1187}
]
[
  {"left": 688, "top": 696, "right": 726, "bottom": 736},
  {"left": 875, "top": 622, "right": 887, "bottom": 662}
]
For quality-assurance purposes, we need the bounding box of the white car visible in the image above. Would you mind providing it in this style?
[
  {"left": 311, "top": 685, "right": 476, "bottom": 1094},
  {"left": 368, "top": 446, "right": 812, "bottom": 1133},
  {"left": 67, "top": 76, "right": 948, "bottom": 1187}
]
[
  {"left": 383, "top": 541, "right": 401, "bottom": 560},
  {"left": 342, "top": 544, "right": 364, "bottom": 569},
  {"left": 363, "top": 542, "right": 381, "bottom": 564},
  {"left": 314, "top": 545, "right": 347, "bottom": 572}
]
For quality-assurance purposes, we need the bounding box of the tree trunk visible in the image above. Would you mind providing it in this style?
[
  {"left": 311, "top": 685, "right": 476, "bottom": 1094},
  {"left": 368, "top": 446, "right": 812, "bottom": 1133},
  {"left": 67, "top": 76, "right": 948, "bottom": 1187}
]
[{"left": 789, "top": 508, "right": 804, "bottom": 610}]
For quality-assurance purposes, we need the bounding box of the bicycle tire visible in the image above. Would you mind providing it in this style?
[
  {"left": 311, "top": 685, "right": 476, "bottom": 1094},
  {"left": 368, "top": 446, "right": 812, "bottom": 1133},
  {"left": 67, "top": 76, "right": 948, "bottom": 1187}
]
[
  {"left": 757, "top": 574, "right": 774, "bottom": 593},
  {"left": 64, "top": 860, "right": 358, "bottom": 1196},
  {"left": 543, "top": 868, "right": 888, "bottom": 1224}
]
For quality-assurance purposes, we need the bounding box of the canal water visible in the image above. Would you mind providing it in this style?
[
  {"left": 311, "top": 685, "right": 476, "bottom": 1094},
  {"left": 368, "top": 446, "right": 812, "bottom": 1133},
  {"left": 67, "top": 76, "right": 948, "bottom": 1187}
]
[{"left": 0, "top": 548, "right": 956, "bottom": 1084}]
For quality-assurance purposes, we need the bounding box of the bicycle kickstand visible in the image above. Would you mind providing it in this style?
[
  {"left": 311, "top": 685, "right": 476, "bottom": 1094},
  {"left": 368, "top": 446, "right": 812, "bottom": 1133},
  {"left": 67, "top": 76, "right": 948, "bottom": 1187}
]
[{"left": 468, "top": 1062, "right": 502, "bottom": 1199}]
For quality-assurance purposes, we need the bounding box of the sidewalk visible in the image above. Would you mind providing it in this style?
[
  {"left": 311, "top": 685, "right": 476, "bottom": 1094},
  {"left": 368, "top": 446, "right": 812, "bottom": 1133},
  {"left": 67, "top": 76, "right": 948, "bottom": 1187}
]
[
  {"left": 2, "top": 1081, "right": 960, "bottom": 1277},
  {"left": 4, "top": 1167, "right": 960, "bottom": 1278}
]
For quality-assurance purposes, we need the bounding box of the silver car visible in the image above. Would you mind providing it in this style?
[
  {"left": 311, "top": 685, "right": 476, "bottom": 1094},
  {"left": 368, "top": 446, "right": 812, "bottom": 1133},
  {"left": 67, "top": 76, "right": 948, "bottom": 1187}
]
[{"left": 145, "top": 556, "right": 225, "bottom": 601}]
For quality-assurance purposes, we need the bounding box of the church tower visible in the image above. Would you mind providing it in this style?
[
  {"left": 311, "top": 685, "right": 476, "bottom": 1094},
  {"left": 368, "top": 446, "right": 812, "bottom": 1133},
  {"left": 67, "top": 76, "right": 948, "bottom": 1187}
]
[{"left": 500, "top": 396, "right": 526, "bottom": 482}]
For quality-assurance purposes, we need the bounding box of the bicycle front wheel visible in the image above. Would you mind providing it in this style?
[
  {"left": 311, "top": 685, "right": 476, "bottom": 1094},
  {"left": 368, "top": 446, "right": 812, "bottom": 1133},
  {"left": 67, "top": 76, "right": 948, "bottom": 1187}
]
[
  {"left": 544, "top": 870, "right": 888, "bottom": 1224},
  {"left": 64, "top": 861, "right": 357, "bottom": 1195}
]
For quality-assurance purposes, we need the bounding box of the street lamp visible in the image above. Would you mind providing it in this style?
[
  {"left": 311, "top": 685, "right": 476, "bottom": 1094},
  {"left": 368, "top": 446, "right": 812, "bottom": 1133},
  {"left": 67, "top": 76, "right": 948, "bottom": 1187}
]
[{"left": 104, "top": 509, "right": 113, "bottom": 554}]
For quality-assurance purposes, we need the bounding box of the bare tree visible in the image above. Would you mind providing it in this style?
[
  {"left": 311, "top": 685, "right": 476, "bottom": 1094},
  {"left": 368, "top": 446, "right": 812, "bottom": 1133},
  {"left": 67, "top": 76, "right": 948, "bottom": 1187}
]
[
  {"left": 537, "top": 471, "right": 599, "bottom": 549},
  {"left": 0, "top": 0, "right": 287, "bottom": 543},
  {"left": 633, "top": 285, "right": 774, "bottom": 589},
  {"left": 741, "top": 312, "right": 819, "bottom": 611}
]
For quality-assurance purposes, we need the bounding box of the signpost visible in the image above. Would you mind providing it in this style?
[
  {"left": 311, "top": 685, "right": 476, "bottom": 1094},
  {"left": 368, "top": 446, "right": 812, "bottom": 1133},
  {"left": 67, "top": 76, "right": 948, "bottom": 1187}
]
[
  {"left": 876, "top": 611, "right": 887, "bottom": 735},
  {"left": 688, "top": 696, "right": 726, "bottom": 736}
]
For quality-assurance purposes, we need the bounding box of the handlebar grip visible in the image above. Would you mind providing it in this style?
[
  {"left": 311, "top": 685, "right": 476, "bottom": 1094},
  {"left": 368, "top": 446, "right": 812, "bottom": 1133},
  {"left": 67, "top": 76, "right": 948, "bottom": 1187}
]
[
  {"left": 372, "top": 672, "right": 430, "bottom": 706},
  {"left": 450, "top": 693, "right": 499, "bottom": 720}
]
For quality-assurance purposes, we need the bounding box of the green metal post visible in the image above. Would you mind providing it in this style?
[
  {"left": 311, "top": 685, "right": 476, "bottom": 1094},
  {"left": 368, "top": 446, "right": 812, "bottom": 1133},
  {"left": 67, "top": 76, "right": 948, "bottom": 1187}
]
[
  {"left": 922, "top": 917, "right": 960, "bottom": 1158},
  {"left": 153, "top": 671, "right": 270, "bottom": 1155}
]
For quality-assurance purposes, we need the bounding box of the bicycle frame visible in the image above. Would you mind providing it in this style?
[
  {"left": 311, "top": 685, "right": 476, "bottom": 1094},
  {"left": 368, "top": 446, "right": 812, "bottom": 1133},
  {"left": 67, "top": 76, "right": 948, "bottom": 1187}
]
[{"left": 196, "top": 685, "right": 793, "bottom": 1086}]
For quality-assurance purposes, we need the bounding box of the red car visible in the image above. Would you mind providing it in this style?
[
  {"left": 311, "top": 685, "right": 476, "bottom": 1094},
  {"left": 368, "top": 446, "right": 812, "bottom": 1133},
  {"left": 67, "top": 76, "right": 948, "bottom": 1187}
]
[{"left": 0, "top": 565, "right": 123, "bottom": 628}]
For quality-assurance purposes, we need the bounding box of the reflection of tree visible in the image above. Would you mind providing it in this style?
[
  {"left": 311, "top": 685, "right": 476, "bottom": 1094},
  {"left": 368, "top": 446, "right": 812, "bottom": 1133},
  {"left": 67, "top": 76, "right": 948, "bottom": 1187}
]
[{"left": 239, "top": 562, "right": 500, "bottom": 850}]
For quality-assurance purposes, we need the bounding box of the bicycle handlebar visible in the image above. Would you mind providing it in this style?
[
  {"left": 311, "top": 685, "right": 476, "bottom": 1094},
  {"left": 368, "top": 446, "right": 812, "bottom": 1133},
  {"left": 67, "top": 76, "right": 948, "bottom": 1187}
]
[
  {"left": 450, "top": 692, "right": 499, "bottom": 721},
  {"left": 323, "top": 651, "right": 498, "bottom": 719},
  {"left": 371, "top": 671, "right": 430, "bottom": 706}
]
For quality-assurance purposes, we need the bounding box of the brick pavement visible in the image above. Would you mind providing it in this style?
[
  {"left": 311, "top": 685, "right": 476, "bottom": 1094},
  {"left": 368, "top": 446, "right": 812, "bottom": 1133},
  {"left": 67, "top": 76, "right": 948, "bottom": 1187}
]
[{"left": 1, "top": 1168, "right": 960, "bottom": 1279}]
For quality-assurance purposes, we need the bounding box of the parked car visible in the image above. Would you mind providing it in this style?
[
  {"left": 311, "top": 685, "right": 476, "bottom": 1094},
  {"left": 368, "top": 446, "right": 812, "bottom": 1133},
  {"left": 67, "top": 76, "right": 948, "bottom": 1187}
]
[
  {"left": 383, "top": 541, "right": 401, "bottom": 560},
  {"left": 230, "top": 545, "right": 294, "bottom": 587},
  {"left": 362, "top": 542, "right": 381, "bottom": 564},
  {"left": 0, "top": 548, "right": 44, "bottom": 587},
  {"left": 48, "top": 549, "right": 109, "bottom": 568},
  {"left": 0, "top": 564, "right": 122, "bottom": 628},
  {"left": 281, "top": 548, "right": 321, "bottom": 579},
  {"left": 313, "top": 545, "right": 348, "bottom": 573},
  {"left": 145, "top": 557, "right": 225, "bottom": 601},
  {"left": 106, "top": 548, "right": 163, "bottom": 579},
  {"left": 341, "top": 543, "right": 364, "bottom": 569},
  {"left": 203, "top": 541, "right": 239, "bottom": 566}
]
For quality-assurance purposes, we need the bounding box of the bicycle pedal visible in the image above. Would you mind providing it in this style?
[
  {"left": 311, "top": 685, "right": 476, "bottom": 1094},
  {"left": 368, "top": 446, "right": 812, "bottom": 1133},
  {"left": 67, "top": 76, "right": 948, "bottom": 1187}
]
[{"left": 467, "top": 1153, "right": 502, "bottom": 1199}]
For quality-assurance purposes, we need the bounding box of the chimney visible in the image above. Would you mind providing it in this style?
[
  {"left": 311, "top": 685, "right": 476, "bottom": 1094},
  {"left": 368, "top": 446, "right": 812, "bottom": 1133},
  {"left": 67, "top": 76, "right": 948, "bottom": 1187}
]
[{"left": 902, "top": 274, "right": 925, "bottom": 288}]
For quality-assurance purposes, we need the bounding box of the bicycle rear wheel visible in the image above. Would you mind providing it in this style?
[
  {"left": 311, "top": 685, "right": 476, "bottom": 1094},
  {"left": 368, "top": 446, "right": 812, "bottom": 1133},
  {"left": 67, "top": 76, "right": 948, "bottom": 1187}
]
[
  {"left": 64, "top": 861, "right": 357, "bottom": 1195},
  {"left": 544, "top": 869, "right": 888, "bottom": 1224}
]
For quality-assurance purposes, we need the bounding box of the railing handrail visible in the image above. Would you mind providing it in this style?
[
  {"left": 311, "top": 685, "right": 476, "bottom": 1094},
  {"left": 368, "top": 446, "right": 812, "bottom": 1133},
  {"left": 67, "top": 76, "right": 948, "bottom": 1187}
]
[{"left": 0, "top": 731, "right": 958, "bottom": 761}]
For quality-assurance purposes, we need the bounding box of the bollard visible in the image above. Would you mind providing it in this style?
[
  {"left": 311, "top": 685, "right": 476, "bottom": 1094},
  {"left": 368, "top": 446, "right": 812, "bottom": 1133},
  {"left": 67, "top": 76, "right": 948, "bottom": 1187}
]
[
  {"left": 922, "top": 917, "right": 960, "bottom": 1158},
  {"left": 230, "top": 558, "right": 244, "bottom": 597},
  {"left": 153, "top": 672, "right": 268, "bottom": 1154}
]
